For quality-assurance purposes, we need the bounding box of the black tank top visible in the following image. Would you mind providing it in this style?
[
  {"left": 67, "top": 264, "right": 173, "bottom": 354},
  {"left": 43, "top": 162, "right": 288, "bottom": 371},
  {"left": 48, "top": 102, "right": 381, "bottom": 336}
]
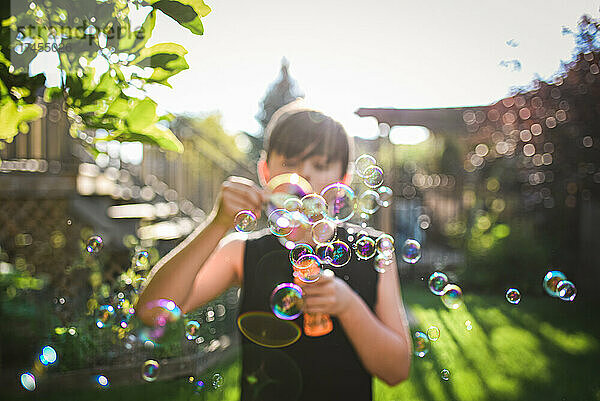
[{"left": 239, "top": 225, "right": 379, "bottom": 401}]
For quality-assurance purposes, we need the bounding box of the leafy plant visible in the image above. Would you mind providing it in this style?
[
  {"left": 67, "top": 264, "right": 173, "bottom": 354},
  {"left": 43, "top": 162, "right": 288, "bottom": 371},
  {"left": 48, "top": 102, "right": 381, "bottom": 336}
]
[{"left": 0, "top": 0, "right": 212, "bottom": 159}]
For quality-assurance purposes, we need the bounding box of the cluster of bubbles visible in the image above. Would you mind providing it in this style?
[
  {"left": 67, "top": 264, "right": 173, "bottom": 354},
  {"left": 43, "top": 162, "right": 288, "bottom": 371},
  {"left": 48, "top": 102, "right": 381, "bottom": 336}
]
[
  {"left": 543, "top": 270, "right": 576, "bottom": 301},
  {"left": 355, "top": 155, "right": 385, "bottom": 189},
  {"left": 232, "top": 156, "right": 399, "bottom": 274},
  {"left": 427, "top": 271, "right": 464, "bottom": 309}
]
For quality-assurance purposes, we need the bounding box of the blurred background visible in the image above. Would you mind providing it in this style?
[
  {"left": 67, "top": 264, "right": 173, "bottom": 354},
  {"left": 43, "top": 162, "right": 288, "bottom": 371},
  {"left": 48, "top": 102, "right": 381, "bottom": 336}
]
[{"left": 1, "top": 0, "right": 599, "bottom": 400}]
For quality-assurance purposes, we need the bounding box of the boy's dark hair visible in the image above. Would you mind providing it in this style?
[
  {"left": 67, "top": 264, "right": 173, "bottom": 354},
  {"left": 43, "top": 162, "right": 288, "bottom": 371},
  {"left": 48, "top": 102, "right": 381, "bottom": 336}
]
[{"left": 263, "top": 100, "right": 353, "bottom": 178}]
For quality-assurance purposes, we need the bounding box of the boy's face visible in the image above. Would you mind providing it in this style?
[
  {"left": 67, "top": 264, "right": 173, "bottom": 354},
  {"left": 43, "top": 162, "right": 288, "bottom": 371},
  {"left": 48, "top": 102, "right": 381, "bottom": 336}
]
[{"left": 261, "top": 152, "right": 348, "bottom": 195}]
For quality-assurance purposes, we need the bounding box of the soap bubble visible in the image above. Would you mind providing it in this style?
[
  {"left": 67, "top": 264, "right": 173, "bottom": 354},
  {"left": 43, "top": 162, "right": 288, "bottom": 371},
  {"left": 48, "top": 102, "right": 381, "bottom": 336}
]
[
  {"left": 543, "top": 270, "right": 567, "bottom": 297},
  {"left": 354, "top": 154, "right": 377, "bottom": 178},
  {"left": 283, "top": 197, "right": 302, "bottom": 212},
  {"left": 376, "top": 234, "right": 395, "bottom": 259},
  {"left": 377, "top": 186, "right": 393, "bottom": 207},
  {"left": 441, "top": 369, "right": 450, "bottom": 381},
  {"left": 95, "top": 374, "right": 109, "bottom": 387},
  {"left": 212, "top": 373, "right": 224, "bottom": 389},
  {"left": 401, "top": 239, "right": 421, "bottom": 264},
  {"left": 315, "top": 243, "right": 334, "bottom": 264},
  {"left": 268, "top": 209, "right": 294, "bottom": 237},
  {"left": 133, "top": 277, "right": 146, "bottom": 294},
  {"left": 270, "top": 283, "right": 304, "bottom": 320},
  {"left": 557, "top": 280, "right": 576, "bottom": 301},
  {"left": 320, "top": 182, "right": 356, "bottom": 222},
  {"left": 190, "top": 377, "right": 205, "bottom": 393},
  {"left": 426, "top": 326, "right": 440, "bottom": 341},
  {"left": 328, "top": 240, "right": 351, "bottom": 267},
  {"left": 95, "top": 305, "right": 115, "bottom": 328},
  {"left": 289, "top": 243, "right": 313, "bottom": 267},
  {"left": 300, "top": 194, "right": 328, "bottom": 224},
  {"left": 311, "top": 219, "right": 336, "bottom": 244},
  {"left": 145, "top": 299, "right": 181, "bottom": 328},
  {"left": 234, "top": 211, "right": 257, "bottom": 233},
  {"left": 414, "top": 331, "right": 430, "bottom": 357},
  {"left": 428, "top": 272, "right": 449, "bottom": 295},
  {"left": 506, "top": 288, "right": 521, "bottom": 304},
  {"left": 39, "top": 345, "right": 57, "bottom": 365},
  {"left": 418, "top": 214, "right": 431, "bottom": 230},
  {"left": 441, "top": 284, "right": 463, "bottom": 309},
  {"left": 185, "top": 320, "right": 201, "bottom": 340},
  {"left": 20, "top": 372, "right": 36, "bottom": 391},
  {"left": 354, "top": 236, "right": 376, "bottom": 260},
  {"left": 266, "top": 174, "right": 313, "bottom": 213},
  {"left": 294, "top": 255, "right": 322, "bottom": 283},
  {"left": 373, "top": 254, "right": 392, "bottom": 273},
  {"left": 358, "top": 190, "right": 380, "bottom": 214},
  {"left": 142, "top": 360, "right": 160, "bottom": 382},
  {"left": 86, "top": 235, "right": 103, "bottom": 254},
  {"left": 237, "top": 311, "right": 301, "bottom": 348},
  {"left": 363, "top": 165, "right": 384, "bottom": 188},
  {"left": 465, "top": 320, "right": 473, "bottom": 331},
  {"left": 132, "top": 250, "right": 150, "bottom": 270}
]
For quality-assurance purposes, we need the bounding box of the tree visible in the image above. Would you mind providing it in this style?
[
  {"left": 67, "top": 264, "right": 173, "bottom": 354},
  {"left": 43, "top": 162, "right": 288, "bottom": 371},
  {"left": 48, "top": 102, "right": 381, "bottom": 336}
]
[
  {"left": 255, "top": 57, "right": 304, "bottom": 134},
  {"left": 0, "top": 0, "right": 212, "bottom": 162}
]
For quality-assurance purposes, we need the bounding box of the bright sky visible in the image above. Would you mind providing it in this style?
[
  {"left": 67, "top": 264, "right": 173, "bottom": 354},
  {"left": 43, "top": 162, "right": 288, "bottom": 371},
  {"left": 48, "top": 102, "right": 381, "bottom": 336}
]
[{"left": 139, "top": 0, "right": 599, "bottom": 139}]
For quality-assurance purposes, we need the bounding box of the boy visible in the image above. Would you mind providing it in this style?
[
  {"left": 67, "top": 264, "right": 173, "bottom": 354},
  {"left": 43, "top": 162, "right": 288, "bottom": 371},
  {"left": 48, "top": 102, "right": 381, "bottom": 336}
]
[{"left": 138, "top": 101, "right": 412, "bottom": 400}]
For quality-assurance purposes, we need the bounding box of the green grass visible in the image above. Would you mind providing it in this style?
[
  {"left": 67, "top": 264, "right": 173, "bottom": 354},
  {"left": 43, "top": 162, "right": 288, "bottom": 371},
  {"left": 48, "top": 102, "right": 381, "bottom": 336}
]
[
  {"left": 375, "top": 285, "right": 600, "bottom": 401},
  {"left": 13, "top": 284, "right": 599, "bottom": 401}
]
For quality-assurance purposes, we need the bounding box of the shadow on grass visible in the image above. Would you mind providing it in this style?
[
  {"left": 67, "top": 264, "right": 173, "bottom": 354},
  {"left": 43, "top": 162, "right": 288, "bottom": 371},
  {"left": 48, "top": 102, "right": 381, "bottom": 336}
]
[{"left": 376, "top": 283, "right": 600, "bottom": 401}]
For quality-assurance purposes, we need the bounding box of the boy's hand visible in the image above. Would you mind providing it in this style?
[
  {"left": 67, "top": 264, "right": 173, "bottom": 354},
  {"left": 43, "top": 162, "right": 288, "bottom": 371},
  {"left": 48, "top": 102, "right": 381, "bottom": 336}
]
[
  {"left": 294, "top": 269, "right": 355, "bottom": 316},
  {"left": 212, "top": 176, "right": 269, "bottom": 228}
]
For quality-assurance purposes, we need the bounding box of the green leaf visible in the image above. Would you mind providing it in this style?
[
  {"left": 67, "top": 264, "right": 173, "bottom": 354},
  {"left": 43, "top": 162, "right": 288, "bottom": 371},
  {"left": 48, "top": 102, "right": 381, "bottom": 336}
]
[
  {"left": 148, "top": 0, "right": 211, "bottom": 35},
  {"left": 133, "top": 42, "right": 188, "bottom": 66},
  {"left": 0, "top": 99, "right": 43, "bottom": 141},
  {"left": 110, "top": 123, "right": 184, "bottom": 153},
  {"left": 131, "top": 43, "right": 189, "bottom": 85},
  {"left": 126, "top": 97, "right": 158, "bottom": 132},
  {"left": 44, "top": 87, "right": 64, "bottom": 103},
  {"left": 118, "top": 10, "right": 157, "bottom": 53}
]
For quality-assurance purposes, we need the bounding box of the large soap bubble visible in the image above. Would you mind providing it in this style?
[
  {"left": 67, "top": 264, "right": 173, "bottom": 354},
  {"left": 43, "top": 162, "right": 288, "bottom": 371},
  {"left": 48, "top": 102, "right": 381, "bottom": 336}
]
[
  {"left": 320, "top": 182, "right": 356, "bottom": 222},
  {"left": 270, "top": 283, "right": 304, "bottom": 320}
]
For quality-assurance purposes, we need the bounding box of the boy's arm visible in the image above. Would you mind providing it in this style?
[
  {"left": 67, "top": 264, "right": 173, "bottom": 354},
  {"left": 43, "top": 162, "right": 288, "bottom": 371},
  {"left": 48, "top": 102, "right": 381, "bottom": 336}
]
[
  {"left": 339, "top": 259, "right": 411, "bottom": 385},
  {"left": 136, "top": 213, "right": 231, "bottom": 324},
  {"left": 137, "top": 176, "right": 265, "bottom": 325}
]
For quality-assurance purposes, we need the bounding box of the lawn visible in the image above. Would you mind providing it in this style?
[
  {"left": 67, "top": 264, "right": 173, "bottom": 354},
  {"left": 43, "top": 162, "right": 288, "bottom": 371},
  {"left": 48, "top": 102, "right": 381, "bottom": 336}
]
[{"left": 13, "top": 284, "right": 599, "bottom": 401}]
